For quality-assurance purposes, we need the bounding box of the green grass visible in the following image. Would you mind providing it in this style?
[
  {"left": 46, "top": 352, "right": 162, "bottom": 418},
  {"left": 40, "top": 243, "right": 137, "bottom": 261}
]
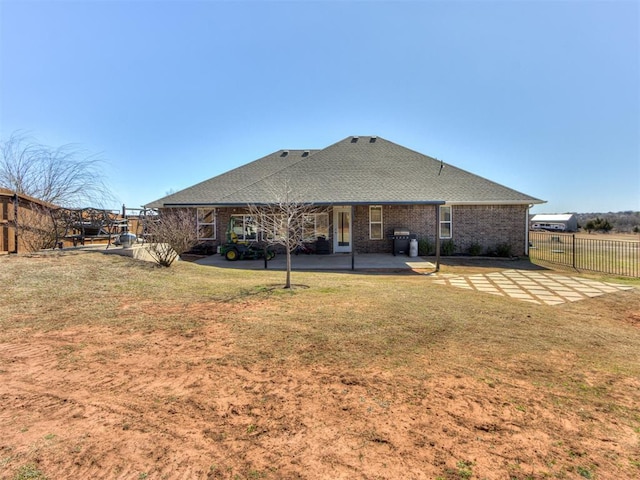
[{"left": 13, "top": 464, "right": 47, "bottom": 480}]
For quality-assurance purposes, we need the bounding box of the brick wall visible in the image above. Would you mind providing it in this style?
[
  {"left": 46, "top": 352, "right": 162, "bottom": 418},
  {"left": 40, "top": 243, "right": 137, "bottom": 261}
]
[
  {"left": 353, "top": 204, "right": 438, "bottom": 253},
  {"left": 353, "top": 204, "right": 528, "bottom": 256},
  {"left": 451, "top": 204, "right": 529, "bottom": 256},
  {"left": 194, "top": 204, "right": 529, "bottom": 257}
]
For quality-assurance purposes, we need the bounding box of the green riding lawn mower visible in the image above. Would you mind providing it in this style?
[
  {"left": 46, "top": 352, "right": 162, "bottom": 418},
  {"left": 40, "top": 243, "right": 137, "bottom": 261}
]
[{"left": 219, "top": 217, "right": 276, "bottom": 261}]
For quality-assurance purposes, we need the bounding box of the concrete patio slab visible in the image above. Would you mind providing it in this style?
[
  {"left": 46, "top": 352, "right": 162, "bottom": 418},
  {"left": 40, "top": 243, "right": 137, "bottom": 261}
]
[{"left": 194, "top": 252, "right": 437, "bottom": 271}]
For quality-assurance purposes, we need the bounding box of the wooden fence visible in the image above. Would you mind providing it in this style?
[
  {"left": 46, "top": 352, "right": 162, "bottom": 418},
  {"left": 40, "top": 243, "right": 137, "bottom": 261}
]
[{"left": 529, "top": 231, "right": 639, "bottom": 278}]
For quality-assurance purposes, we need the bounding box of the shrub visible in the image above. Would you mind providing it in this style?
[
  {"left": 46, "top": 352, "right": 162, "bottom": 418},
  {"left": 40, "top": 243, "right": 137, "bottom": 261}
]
[
  {"left": 440, "top": 239, "right": 455, "bottom": 256},
  {"left": 467, "top": 242, "right": 483, "bottom": 256},
  {"left": 187, "top": 242, "right": 216, "bottom": 256},
  {"left": 145, "top": 209, "right": 200, "bottom": 267},
  {"left": 418, "top": 238, "right": 433, "bottom": 256},
  {"left": 494, "top": 242, "right": 513, "bottom": 258}
]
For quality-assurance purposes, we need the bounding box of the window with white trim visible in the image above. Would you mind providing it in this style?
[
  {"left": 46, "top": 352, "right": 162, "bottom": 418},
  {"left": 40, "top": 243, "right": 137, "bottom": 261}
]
[
  {"left": 303, "top": 213, "right": 329, "bottom": 241},
  {"left": 439, "top": 205, "right": 452, "bottom": 238},
  {"left": 229, "top": 214, "right": 258, "bottom": 242},
  {"left": 369, "top": 205, "right": 383, "bottom": 240},
  {"left": 197, "top": 208, "right": 216, "bottom": 240}
]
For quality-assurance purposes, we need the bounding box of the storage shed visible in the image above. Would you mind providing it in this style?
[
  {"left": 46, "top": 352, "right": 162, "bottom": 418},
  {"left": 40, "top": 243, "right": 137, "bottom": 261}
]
[{"left": 530, "top": 213, "right": 578, "bottom": 232}]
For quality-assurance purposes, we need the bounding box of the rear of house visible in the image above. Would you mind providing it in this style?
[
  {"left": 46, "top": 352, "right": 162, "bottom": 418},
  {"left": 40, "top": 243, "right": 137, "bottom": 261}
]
[{"left": 146, "top": 136, "right": 545, "bottom": 257}]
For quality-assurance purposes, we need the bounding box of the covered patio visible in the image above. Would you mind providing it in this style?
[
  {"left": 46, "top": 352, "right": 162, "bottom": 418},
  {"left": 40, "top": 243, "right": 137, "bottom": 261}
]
[{"left": 194, "top": 252, "right": 437, "bottom": 272}]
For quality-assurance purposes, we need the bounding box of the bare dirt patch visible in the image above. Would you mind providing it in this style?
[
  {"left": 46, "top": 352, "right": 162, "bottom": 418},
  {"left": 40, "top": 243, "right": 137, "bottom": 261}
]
[{"left": 1, "top": 251, "right": 639, "bottom": 479}]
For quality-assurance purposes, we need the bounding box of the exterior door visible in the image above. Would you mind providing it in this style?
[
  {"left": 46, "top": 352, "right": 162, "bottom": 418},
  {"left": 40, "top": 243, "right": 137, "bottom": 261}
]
[{"left": 333, "top": 206, "right": 352, "bottom": 253}]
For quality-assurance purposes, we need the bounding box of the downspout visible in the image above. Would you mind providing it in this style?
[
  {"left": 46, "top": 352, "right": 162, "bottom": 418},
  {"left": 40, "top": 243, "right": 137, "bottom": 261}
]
[
  {"left": 524, "top": 206, "right": 529, "bottom": 256},
  {"left": 435, "top": 205, "right": 441, "bottom": 272},
  {"left": 351, "top": 205, "right": 355, "bottom": 271}
]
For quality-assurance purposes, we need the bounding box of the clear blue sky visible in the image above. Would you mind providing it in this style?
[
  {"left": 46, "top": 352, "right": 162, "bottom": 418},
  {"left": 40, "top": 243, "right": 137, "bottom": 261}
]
[{"left": 1, "top": 0, "right": 638, "bottom": 213}]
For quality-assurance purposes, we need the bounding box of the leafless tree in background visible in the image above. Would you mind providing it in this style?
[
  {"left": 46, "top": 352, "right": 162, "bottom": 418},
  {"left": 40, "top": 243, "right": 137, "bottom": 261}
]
[
  {"left": 248, "top": 180, "right": 327, "bottom": 288},
  {"left": 144, "top": 208, "right": 200, "bottom": 267},
  {"left": 0, "top": 131, "right": 114, "bottom": 208}
]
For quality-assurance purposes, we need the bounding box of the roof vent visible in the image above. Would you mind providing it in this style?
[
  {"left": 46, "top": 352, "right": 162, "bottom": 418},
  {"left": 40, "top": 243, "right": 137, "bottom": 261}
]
[
  {"left": 351, "top": 136, "right": 359, "bottom": 143},
  {"left": 302, "top": 150, "right": 310, "bottom": 157},
  {"left": 280, "top": 150, "right": 289, "bottom": 157},
  {"left": 370, "top": 136, "right": 377, "bottom": 143}
]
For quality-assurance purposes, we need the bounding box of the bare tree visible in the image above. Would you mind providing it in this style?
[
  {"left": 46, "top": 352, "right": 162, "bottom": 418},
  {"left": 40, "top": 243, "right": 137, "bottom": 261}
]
[
  {"left": 248, "top": 181, "right": 327, "bottom": 288},
  {"left": 144, "top": 208, "right": 200, "bottom": 267},
  {"left": 0, "top": 131, "right": 113, "bottom": 208}
]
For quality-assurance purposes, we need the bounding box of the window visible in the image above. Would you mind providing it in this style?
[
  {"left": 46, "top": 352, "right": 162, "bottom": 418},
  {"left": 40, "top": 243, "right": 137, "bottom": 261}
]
[
  {"left": 303, "top": 213, "right": 329, "bottom": 242},
  {"left": 439, "top": 205, "right": 452, "bottom": 238},
  {"left": 229, "top": 214, "right": 257, "bottom": 242},
  {"left": 261, "top": 214, "right": 286, "bottom": 242},
  {"left": 197, "top": 208, "right": 216, "bottom": 240},
  {"left": 369, "top": 205, "right": 383, "bottom": 240}
]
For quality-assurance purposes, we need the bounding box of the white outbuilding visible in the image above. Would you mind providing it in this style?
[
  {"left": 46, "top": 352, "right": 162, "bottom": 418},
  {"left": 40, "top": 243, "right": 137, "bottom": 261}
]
[{"left": 530, "top": 213, "right": 578, "bottom": 232}]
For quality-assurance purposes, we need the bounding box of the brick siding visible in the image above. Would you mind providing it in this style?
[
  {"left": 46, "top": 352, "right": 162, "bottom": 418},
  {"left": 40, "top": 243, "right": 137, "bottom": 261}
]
[
  {"left": 353, "top": 204, "right": 438, "bottom": 254},
  {"left": 354, "top": 204, "right": 528, "bottom": 256},
  {"left": 197, "top": 204, "right": 528, "bottom": 257},
  {"left": 450, "top": 204, "right": 528, "bottom": 256}
]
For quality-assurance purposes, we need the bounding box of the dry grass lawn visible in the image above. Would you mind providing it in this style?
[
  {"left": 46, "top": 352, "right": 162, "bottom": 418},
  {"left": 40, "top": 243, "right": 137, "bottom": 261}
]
[{"left": 0, "top": 250, "right": 639, "bottom": 480}]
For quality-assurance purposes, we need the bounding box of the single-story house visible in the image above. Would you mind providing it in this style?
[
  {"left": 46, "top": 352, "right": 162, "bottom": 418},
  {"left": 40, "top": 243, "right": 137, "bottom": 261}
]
[
  {"left": 146, "top": 136, "right": 545, "bottom": 256},
  {"left": 530, "top": 213, "right": 578, "bottom": 232}
]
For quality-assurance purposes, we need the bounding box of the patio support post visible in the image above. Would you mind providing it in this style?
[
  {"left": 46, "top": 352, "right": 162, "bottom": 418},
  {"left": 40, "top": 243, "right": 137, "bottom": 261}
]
[
  {"left": 264, "top": 245, "right": 268, "bottom": 269},
  {"left": 435, "top": 205, "right": 441, "bottom": 272},
  {"left": 351, "top": 205, "right": 355, "bottom": 271}
]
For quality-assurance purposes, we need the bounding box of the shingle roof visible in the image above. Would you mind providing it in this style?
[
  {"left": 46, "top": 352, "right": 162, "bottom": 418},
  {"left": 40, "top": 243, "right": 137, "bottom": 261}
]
[{"left": 146, "top": 136, "right": 544, "bottom": 208}]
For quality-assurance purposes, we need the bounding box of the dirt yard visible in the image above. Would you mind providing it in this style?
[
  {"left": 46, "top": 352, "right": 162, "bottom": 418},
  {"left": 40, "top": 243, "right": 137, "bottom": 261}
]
[{"left": 1, "top": 251, "right": 639, "bottom": 480}]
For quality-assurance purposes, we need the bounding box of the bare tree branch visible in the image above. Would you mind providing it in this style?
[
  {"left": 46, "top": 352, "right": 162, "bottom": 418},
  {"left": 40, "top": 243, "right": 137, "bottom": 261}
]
[
  {"left": 144, "top": 208, "right": 200, "bottom": 267},
  {"left": 248, "top": 178, "right": 328, "bottom": 288},
  {"left": 0, "top": 131, "right": 114, "bottom": 208}
]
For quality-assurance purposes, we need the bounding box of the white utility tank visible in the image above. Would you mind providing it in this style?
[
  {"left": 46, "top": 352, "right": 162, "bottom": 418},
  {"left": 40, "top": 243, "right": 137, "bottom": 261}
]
[{"left": 409, "top": 238, "right": 418, "bottom": 257}]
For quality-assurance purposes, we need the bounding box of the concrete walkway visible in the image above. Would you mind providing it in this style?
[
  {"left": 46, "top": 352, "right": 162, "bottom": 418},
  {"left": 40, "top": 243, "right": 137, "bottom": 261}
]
[
  {"left": 427, "top": 270, "right": 634, "bottom": 306},
  {"left": 194, "top": 252, "right": 634, "bottom": 306}
]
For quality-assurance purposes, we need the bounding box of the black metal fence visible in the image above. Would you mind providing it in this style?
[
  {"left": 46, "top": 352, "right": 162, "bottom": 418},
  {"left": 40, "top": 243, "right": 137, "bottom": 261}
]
[{"left": 529, "top": 232, "right": 640, "bottom": 278}]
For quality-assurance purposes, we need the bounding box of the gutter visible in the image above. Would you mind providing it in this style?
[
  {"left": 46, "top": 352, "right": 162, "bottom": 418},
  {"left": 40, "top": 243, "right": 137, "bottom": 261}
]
[
  {"left": 443, "top": 200, "right": 546, "bottom": 206},
  {"left": 155, "top": 200, "right": 447, "bottom": 208}
]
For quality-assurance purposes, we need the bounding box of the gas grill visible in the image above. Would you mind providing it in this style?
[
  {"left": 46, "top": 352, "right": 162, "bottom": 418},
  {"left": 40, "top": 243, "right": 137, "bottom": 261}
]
[{"left": 392, "top": 228, "right": 411, "bottom": 256}]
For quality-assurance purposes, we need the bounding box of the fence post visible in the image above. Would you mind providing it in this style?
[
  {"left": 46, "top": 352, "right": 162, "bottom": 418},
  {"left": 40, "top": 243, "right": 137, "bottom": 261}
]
[
  {"left": 13, "top": 193, "right": 19, "bottom": 254},
  {"left": 572, "top": 234, "right": 576, "bottom": 270}
]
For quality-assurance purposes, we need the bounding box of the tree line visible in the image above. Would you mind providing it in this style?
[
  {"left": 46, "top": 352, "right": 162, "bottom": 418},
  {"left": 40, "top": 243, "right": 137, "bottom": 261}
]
[{"left": 575, "top": 212, "right": 640, "bottom": 234}]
